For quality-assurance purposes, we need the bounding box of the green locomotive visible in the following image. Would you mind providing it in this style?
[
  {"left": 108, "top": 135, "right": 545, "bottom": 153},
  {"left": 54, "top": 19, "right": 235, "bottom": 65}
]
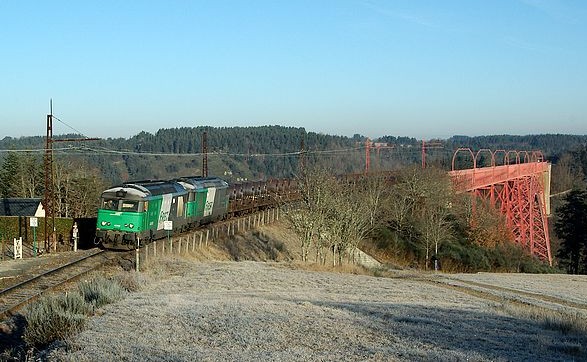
[{"left": 95, "top": 177, "right": 229, "bottom": 250}]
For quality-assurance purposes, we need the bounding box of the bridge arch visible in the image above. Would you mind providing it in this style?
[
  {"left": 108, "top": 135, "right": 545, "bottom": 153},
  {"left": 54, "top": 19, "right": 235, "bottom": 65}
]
[{"left": 451, "top": 148, "right": 476, "bottom": 171}]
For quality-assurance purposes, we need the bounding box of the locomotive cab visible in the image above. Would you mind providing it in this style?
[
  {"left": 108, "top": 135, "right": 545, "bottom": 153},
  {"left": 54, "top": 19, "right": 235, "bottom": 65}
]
[{"left": 95, "top": 185, "right": 151, "bottom": 249}]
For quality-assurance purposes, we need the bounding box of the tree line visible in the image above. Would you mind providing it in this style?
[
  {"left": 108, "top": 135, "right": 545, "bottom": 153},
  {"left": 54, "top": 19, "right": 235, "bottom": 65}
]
[
  {"left": 0, "top": 152, "right": 107, "bottom": 218},
  {"left": 285, "top": 165, "right": 552, "bottom": 272},
  {"left": 1, "top": 127, "right": 586, "bottom": 273}
]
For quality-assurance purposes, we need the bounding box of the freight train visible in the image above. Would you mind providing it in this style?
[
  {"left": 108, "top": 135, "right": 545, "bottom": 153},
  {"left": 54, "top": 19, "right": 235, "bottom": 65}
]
[{"left": 95, "top": 176, "right": 297, "bottom": 250}]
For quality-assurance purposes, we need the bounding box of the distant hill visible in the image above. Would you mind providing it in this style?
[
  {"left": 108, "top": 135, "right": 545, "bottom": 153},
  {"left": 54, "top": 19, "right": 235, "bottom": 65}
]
[
  {"left": 1, "top": 128, "right": 586, "bottom": 184},
  {"left": 446, "top": 134, "right": 587, "bottom": 158}
]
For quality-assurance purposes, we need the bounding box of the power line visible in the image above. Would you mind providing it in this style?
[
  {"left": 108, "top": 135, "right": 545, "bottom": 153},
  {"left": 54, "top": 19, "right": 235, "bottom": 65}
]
[
  {"left": 52, "top": 115, "right": 91, "bottom": 138},
  {"left": 0, "top": 143, "right": 454, "bottom": 159}
]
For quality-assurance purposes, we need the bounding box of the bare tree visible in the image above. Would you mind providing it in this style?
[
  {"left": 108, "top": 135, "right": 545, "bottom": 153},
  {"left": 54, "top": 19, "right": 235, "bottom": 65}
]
[
  {"left": 286, "top": 168, "right": 385, "bottom": 266},
  {"left": 551, "top": 153, "right": 584, "bottom": 194},
  {"left": 53, "top": 159, "right": 107, "bottom": 217},
  {"left": 412, "top": 168, "right": 454, "bottom": 269},
  {"left": 383, "top": 166, "right": 455, "bottom": 268},
  {"left": 288, "top": 209, "right": 316, "bottom": 262},
  {"left": 284, "top": 167, "right": 334, "bottom": 263},
  {"left": 17, "top": 154, "right": 43, "bottom": 197}
]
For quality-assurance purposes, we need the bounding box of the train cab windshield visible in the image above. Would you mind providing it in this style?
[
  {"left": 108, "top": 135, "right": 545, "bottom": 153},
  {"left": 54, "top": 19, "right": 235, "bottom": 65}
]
[
  {"left": 121, "top": 201, "right": 139, "bottom": 212},
  {"left": 101, "top": 198, "right": 119, "bottom": 211}
]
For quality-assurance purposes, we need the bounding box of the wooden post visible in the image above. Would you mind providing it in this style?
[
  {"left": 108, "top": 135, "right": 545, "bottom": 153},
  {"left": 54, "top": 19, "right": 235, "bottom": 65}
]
[
  {"left": 154, "top": 240, "right": 157, "bottom": 257},
  {"left": 135, "top": 236, "right": 140, "bottom": 272},
  {"left": 205, "top": 229, "right": 209, "bottom": 247}
]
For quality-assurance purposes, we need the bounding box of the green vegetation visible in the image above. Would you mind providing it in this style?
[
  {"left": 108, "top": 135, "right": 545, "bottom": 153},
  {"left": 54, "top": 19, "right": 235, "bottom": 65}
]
[
  {"left": 555, "top": 189, "right": 587, "bottom": 274},
  {"left": 1, "top": 128, "right": 586, "bottom": 272},
  {"left": 289, "top": 164, "right": 557, "bottom": 273},
  {"left": 22, "top": 273, "right": 135, "bottom": 349},
  {"left": 0, "top": 151, "right": 107, "bottom": 218},
  {"left": 23, "top": 292, "right": 89, "bottom": 348}
]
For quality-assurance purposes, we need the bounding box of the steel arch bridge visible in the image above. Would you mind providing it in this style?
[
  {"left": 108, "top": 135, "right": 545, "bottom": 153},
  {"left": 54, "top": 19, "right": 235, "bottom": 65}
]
[{"left": 448, "top": 148, "right": 552, "bottom": 265}]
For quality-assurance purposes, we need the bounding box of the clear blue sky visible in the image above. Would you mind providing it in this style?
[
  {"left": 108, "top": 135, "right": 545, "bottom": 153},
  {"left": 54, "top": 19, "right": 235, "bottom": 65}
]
[{"left": 1, "top": 0, "right": 586, "bottom": 140}]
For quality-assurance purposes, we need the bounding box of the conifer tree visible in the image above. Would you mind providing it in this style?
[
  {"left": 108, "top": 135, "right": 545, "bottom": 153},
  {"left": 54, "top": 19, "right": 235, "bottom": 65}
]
[{"left": 555, "top": 189, "right": 587, "bottom": 274}]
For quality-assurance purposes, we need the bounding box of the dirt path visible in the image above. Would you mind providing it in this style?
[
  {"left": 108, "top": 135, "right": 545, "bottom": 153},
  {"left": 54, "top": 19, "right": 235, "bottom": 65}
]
[{"left": 434, "top": 274, "right": 587, "bottom": 312}]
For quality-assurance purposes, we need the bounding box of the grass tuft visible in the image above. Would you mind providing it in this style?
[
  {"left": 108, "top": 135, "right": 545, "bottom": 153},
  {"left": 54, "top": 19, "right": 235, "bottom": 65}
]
[
  {"left": 497, "top": 302, "right": 587, "bottom": 335},
  {"left": 22, "top": 272, "right": 136, "bottom": 350},
  {"left": 23, "top": 292, "right": 89, "bottom": 348},
  {"left": 77, "top": 275, "right": 126, "bottom": 308},
  {"left": 111, "top": 271, "right": 147, "bottom": 292}
]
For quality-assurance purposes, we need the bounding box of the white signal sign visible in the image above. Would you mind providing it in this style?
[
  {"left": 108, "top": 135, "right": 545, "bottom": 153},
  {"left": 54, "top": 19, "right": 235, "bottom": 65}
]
[
  {"left": 30, "top": 217, "right": 38, "bottom": 227},
  {"left": 163, "top": 220, "right": 173, "bottom": 230}
]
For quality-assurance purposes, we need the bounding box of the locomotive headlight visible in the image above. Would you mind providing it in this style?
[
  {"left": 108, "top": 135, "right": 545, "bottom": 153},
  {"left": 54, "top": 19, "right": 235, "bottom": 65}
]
[
  {"left": 101, "top": 221, "right": 107, "bottom": 226},
  {"left": 129, "top": 223, "right": 134, "bottom": 229}
]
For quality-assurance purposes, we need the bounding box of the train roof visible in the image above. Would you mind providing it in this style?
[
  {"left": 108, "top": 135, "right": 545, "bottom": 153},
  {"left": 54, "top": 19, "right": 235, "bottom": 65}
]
[
  {"left": 177, "top": 176, "right": 228, "bottom": 189},
  {"left": 101, "top": 176, "right": 229, "bottom": 200},
  {"left": 102, "top": 180, "right": 186, "bottom": 199}
]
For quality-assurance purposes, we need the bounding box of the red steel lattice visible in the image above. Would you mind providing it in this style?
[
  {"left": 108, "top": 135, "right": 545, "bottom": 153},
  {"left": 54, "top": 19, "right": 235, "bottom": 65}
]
[{"left": 449, "top": 149, "right": 552, "bottom": 265}]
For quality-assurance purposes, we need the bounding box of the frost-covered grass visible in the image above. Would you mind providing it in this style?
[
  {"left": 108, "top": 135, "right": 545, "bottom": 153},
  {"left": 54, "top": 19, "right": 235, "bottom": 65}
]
[
  {"left": 448, "top": 272, "right": 587, "bottom": 306},
  {"left": 23, "top": 292, "right": 90, "bottom": 348},
  {"left": 18, "top": 223, "right": 587, "bottom": 361},
  {"left": 21, "top": 272, "right": 142, "bottom": 350},
  {"left": 52, "top": 261, "right": 587, "bottom": 362},
  {"left": 77, "top": 275, "right": 126, "bottom": 309}
]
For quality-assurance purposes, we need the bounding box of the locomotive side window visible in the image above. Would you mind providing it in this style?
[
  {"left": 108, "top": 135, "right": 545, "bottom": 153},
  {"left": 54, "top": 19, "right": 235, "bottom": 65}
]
[
  {"left": 121, "top": 201, "right": 139, "bottom": 212},
  {"left": 102, "top": 199, "right": 119, "bottom": 211},
  {"left": 177, "top": 196, "right": 184, "bottom": 217}
]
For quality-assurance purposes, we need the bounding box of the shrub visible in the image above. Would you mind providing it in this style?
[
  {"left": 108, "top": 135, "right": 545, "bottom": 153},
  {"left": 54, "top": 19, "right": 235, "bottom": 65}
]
[
  {"left": 112, "top": 271, "right": 147, "bottom": 292},
  {"left": 22, "top": 274, "right": 135, "bottom": 350},
  {"left": 77, "top": 276, "right": 126, "bottom": 308},
  {"left": 23, "top": 292, "right": 89, "bottom": 348}
]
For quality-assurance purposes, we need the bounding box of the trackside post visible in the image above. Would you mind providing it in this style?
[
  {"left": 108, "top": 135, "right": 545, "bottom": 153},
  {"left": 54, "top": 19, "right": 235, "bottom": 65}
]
[{"left": 135, "top": 236, "right": 140, "bottom": 272}]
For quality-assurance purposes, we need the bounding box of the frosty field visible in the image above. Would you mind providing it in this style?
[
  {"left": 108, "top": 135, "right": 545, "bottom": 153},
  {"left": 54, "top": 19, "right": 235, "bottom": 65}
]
[{"left": 52, "top": 258, "right": 587, "bottom": 362}]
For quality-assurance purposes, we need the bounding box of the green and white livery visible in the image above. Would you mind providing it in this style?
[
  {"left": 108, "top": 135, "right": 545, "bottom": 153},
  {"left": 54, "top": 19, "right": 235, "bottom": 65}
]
[{"left": 95, "top": 177, "right": 229, "bottom": 250}]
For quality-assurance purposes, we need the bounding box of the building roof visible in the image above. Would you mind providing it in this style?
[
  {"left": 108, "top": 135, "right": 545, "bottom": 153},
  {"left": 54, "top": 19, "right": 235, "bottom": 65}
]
[{"left": 0, "top": 198, "right": 45, "bottom": 217}]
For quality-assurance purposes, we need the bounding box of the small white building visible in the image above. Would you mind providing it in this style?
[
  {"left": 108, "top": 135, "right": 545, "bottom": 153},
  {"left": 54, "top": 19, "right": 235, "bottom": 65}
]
[{"left": 0, "top": 198, "right": 45, "bottom": 217}]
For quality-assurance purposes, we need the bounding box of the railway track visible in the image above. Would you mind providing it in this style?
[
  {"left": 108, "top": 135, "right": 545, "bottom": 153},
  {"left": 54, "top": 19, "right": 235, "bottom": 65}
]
[{"left": 0, "top": 249, "right": 116, "bottom": 321}]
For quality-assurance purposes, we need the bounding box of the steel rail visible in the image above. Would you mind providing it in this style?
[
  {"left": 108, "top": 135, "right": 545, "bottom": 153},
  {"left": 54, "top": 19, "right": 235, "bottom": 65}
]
[{"left": 0, "top": 249, "right": 111, "bottom": 320}]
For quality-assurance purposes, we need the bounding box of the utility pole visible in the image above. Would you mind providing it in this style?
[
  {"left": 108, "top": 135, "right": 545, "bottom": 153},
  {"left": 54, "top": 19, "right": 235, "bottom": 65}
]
[
  {"left": 421, "top": 139, "right": 426, "bottom": 169},
  {"left": 298, "top": 138, "right": 305, "bottom": 173},
  {"left": 201, "top": 131, "right": 208, "bottom": 177},
  {"left": 365, "top": 138, "right": 371, "bottom": 174},
  {"left": 43, "top": 101, "right": 55, "bottom": 252},
  {"left": 375, "top": 143, "right": 394, "bottom": 169},
  {"left": 421, "top": 139, "right": 443, "bottom": 169},
  {"left": 43, "top": 100, "right": 99, "bottom": 252}
]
